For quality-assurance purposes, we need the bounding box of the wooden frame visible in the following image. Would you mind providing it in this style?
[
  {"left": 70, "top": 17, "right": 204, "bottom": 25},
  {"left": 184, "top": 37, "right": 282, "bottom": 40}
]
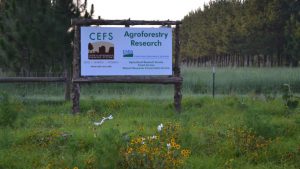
[{"left": 71, "top": 19, "right": 182, "bottom": 114}]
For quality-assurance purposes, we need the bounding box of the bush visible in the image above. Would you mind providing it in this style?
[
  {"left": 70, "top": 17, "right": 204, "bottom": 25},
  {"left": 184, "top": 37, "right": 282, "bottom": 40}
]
[{"left": 0, "top": 93, "right": 19, "bottom": 127}]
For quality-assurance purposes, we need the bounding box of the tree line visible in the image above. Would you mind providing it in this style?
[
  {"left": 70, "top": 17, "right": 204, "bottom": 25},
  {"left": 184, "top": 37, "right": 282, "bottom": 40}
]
[
  {"left": 0, "top": 0, "right": 94, "bottom": 74},
  {"left": 1, "top": 0, "right": 299, "bottom": 73},
  {"left": 180, "top": 0, "right": 300, "bottom": 67}
]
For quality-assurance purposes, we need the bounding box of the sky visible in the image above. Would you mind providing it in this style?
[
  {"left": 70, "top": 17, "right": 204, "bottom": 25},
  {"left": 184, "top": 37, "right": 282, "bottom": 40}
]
[{"left": 88, "top": 0, "right": 210, "bottom": 20}]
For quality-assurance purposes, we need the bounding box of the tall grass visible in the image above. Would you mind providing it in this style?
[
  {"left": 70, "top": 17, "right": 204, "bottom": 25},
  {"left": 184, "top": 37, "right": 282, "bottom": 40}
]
[
  {"left": 0, "top": 67, "right": 299, "bottom": 100},
  {"left": 182, "top": 66, "right": 300, "bottom": 95}
]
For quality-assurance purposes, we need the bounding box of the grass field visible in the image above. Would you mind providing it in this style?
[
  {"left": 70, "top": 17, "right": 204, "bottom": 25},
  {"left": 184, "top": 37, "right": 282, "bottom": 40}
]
[
  {"left": 182, "top": 67, "right": 300, "bottom": 95},
  {"left": 0, "top": 96, "right": 299, "bottom": 169},
  {"left": 0, "top": 67, "right": 299, "bottom": 100},
  {"left": 0, "top": 67, "right": 299, "bottom": 169}
]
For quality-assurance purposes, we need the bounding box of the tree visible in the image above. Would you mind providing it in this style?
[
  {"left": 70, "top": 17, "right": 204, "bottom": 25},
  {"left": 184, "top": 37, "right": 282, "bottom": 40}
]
[
  {"left": 284, "top": 15, "right": 300, "bottom": 66},
  {"left": 0, "top": 0, "right": 94, "bottom": 73},
  {"left": 180, "top": 0, "right": 299, "bottom": 67}
]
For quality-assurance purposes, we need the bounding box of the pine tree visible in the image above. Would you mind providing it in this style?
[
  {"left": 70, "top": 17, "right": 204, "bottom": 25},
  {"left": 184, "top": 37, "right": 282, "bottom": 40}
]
[
  {"left": 0, "top": 0, "right": 93, "bottom": 73},
  {"left": 180, "top": 0, "right": 299, "bottom": 67}
]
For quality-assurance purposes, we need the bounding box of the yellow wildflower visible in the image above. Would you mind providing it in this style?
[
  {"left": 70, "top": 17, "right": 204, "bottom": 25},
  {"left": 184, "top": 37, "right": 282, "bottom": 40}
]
[
  {"left": 181, "top": 149, "right": 191, "bottom": 157},
  {"left": 127, "top": 147, "right": 133, "bottom": 154},
  {"left": 171, "top": 142, "right": 177, "bottom": 148},
  {"left": 175, "top": 144, "right": 181, "bottom": 149}
]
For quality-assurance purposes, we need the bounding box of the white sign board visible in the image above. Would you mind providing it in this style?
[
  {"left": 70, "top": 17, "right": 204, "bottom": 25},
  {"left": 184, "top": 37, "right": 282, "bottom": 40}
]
[{"left": 80, "top": 27, "right": 172, "bottom": 76}]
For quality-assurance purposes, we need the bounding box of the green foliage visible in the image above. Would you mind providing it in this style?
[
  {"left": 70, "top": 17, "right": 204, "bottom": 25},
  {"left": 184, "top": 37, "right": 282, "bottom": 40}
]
[{"left": 0, "top": 93, "right": 19, "bottom": 127}]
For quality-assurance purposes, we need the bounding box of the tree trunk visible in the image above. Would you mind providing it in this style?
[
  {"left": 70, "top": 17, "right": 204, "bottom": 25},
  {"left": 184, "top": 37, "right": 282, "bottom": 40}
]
[
  {"left": 277, "top": 52, "right": 281, "bottom": 66},
  {"left": 247, "top": 55, "right": 250, "bottom": 67},
  {"left": 270, "top": 55, "right": 273, "bottom": 67},
  {"left": 21, "top": 47, "right": 30, "bottom": 76},
  {"left": 263, "top": 55, "right": 267, "bottom": 67},
  {"left": 292, "top": 58, "right": 298, "bottom": 67}
]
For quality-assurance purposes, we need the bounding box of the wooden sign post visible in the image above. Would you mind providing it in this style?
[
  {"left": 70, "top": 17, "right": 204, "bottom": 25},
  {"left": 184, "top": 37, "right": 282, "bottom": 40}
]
[{"left": 71, "top": 19, "right": 182, "bottom": 114}]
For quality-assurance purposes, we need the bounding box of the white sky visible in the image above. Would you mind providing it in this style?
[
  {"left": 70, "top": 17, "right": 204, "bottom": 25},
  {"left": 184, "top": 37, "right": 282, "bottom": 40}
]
[{"left": 88, "top": 0, "right": 210, "bottom": 20}]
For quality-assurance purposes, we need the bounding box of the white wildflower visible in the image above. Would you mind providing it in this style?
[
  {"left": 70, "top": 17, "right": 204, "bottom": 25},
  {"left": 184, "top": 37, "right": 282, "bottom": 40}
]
[
  {"left": 157, "top": 123, "right": 163, "bottom": 132},
  {"left": 150, "top": 135, "right": 157, "bottom": 139},
  {"left": 167, "top": 143, "right": 171, "bottom": 150}
]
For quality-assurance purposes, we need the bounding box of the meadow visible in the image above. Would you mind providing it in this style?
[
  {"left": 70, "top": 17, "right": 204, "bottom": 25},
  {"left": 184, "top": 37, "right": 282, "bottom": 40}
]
[
  {"left": 0, "top": 67, "right": 299, "bottom": 169},
  {"left": 1, "top": 67, "right": 300, "bottom": 100}
]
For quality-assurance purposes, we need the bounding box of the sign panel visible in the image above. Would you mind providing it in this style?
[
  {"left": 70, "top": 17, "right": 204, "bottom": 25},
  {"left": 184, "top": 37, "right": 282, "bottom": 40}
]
[{"left": 81, "top": 27, "right": 172, "bottom": 76}]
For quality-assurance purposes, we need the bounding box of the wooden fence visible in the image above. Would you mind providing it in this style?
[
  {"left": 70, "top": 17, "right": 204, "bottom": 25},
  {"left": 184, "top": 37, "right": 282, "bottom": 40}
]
[{"left": 0, "top": 71, "right": 71, "bottom": 101}]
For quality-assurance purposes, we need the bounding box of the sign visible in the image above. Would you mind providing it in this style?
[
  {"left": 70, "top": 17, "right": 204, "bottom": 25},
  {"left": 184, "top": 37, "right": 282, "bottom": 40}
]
[{"left": 80, "top": 27, "right": 172, "bottom": 76}]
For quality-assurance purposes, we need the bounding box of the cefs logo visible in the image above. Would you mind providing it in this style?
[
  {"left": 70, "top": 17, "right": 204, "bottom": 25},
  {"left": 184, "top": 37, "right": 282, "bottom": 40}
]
[
  {"left": 123, "top": 50, "right": 133, "bottom": 57},
  {"left": 88, "top": 42, "right": 114, "bottom": 60}
]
